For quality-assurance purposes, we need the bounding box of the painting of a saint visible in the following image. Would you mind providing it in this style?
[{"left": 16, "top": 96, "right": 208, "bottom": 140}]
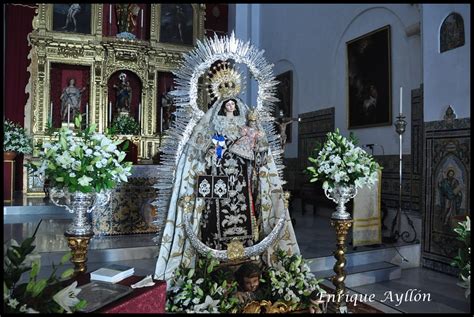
[
  {"left": 160, "top": 4, "right": 193, "bottom": 45},
  {"left": 52, "top": 4, "right": 91, "bottom": 34},
  {"left": 347, "top": 25, "right": 391, "bottom": 129}
]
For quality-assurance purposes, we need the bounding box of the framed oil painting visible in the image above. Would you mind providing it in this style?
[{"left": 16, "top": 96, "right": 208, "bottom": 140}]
[
  {"left": 159, "top": 4, "right": 193, "bottom": 45},
  {"left": 347, "top": 25, "right": 391, "bottom": 129},
  {"left": 52, "top": 4, "right": 91, "bottom": 34}
]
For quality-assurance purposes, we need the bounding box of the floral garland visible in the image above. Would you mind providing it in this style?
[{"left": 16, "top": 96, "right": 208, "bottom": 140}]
[
  {"left": 28, "top": 116, "right": 132, "bottom": 193},
  {"left": 306, "top": 128, "right": 380, "bottom": 191},
  {"left": 3, "top": 120, "right": 33, "bottom": 154}
]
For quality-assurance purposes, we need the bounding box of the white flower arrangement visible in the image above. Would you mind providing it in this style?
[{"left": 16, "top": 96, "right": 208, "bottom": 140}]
[
  {"left": 265, "top": 249, "right": 325, "bottom": 310},
  {"left": 3, "top": 120, "right": 33, "bottom": 154},
  {"left": 306, "top": 129, "right": 380, "bottom": 191},
  {"left": 28, "top": 116, "right": 132, "bottom": 193}
]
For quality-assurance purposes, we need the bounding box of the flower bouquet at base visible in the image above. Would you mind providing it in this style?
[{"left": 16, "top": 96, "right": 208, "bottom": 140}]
[
  {"left": 258, "top": 249, "right": 327, "bottom": 312},
  {"left": 27, "top": 115, "right": 132, "bottom": 194},
  {"left": 165, "top": 249, "right": 327, "bottom": 313},
  {"left": 166, "top": 254, "right": 242, "bottom": 313},
  {"left": 3, "top": 220, "right": 87, "bottom": 313}
]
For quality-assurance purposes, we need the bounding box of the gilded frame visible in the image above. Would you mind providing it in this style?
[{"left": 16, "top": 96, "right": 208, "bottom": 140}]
[
  {"left": 347, "top": 25, "right": 392, "bottom": 129},
  {"left": 42, "top": 4, "right": 103, "bottom": 38},
  {"left": 153, "top": 4, "right": 204, "bottom": 49}
]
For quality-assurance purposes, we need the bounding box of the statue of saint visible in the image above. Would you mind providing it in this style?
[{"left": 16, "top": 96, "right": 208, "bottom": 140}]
[
  {"left": 115, "top": 4, "right": 140, "bottom": 34},
  {"left": 154, "top": 55, "right": 300, "bottom": 286},
  {"left": 60, "top": 78, "right": 86, "bottom": 123},
  {"left": 113, "top": 72, "right": 132, "bottom": 113}
]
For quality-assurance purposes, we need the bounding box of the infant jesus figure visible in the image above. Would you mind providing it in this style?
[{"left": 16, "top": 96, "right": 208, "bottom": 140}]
[{"left": 234, "top": 262, "right": 263, "bottom": 304}]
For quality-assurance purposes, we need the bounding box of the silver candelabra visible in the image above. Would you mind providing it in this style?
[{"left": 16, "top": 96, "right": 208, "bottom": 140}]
[{"left": 389, "top": 114, "right": 418, "bottom": 243}]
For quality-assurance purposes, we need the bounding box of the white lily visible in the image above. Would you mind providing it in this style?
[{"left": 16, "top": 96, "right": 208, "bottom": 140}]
[
  {"left": 193, "top": 295, "right": 220, "bottom": 312},
  {"left": 53, "top": 281, "right": 82, "bottom": 313},
  {"left": 78, "top": 175, "right": 93, "bottom": 187}
]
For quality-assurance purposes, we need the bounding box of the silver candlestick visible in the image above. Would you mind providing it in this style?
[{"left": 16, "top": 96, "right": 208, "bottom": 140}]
[{"left": 390, "top": 114, "right": 417, "bottom": 243}]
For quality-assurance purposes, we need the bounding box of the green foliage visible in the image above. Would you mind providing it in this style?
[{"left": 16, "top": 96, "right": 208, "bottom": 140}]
[
  {"left": 451, "top": 216, "right": 470, "bottom": 297},
  {"left": 110, "top": 114, "right": 140, "bottom": 135},
  {"left": 166, "top": 253, "right": 241, "bottom": 313},
  {"left": 3, "top": 220, "right": 86, "bottom": 313},
  {"left": 3, "top": 119, "right": 33, "bottom": 154}
]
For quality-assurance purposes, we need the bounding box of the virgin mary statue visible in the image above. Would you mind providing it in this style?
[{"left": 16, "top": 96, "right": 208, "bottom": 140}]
[{"left": 154, "top": 33, "right": 300, "bottom": 284}]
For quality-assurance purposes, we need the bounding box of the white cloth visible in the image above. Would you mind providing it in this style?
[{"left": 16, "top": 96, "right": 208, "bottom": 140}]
[{"left": 352, "top": 169, "right": 382, "bottom": 246}]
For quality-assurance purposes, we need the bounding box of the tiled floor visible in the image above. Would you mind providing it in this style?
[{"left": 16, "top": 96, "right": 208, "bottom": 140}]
[{"left": 4, "top": 199, "right": 471, "bottom": 313}]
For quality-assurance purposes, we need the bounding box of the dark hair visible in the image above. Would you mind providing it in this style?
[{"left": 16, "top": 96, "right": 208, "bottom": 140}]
[
  {"left": 235, "top": 262, "right": 261, "bottom": 288},
  {"left": 217, "top": 98, "right": 240, "bottom": 116}
]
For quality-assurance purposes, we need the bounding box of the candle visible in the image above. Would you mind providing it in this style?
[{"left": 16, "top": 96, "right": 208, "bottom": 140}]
[
  {"left": 86, "top": 103, "right": 89, "bottom": 124},
  {"left": 109, "top": 101, "right": 112, "bottom": 122},
  {"left": 109, "top": 4, "right": 112, "bottom": 25},
  {"left": 67, "top": 104, "right": 70, "bottom": 125},
  {"left": 160, "top": 107, "right": 163, "bottom": 133},
  {"left": 138, "top": 103, "right": 141, "bottom": 123},
  {"left": 399, "top": 86, "right": 403, "bottom": 114},
  {"left": 50, "top": 101, "right": 53, "bottom": 123},
  {"left": 141, "top": 9, "right": 144, "bottom": 28}
]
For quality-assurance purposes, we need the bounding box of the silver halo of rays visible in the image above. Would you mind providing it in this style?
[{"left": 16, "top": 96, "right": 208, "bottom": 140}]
[{"left": 152, "top": 31, "right": 286, "bottom": 244}]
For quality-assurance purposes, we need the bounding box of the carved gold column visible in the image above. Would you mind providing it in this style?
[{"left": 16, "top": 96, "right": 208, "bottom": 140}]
[
  {"left": 329, "top": 218, "right": 353, "bottom": 313},
  {"left": 64, "top": 233, "right": 93, "bottom": 275}
]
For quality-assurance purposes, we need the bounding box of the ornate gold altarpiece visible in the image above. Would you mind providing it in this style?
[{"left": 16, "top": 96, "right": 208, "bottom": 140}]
[{"left": 24, "top": 4, "right": 206, "bottom": 198}]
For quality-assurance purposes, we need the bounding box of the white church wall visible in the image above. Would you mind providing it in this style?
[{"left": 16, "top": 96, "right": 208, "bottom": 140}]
[
  {"left": 243, "top": 4, "right": 422, "bottom": 157},
  {"left": 422, "top": 4, "right": 471, "bottom": 121},
  {"left": 228, "top": 4, "right": 261, "bottom": 108}
]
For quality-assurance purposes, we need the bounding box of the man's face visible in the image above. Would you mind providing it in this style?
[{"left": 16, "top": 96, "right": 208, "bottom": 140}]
[{"left": 242, "top": 276, "right": 259, "bottom": 292}]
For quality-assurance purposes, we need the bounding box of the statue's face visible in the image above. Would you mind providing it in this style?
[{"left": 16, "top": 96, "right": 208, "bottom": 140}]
[
  {"left": 249, "top": 120, "right": 257, "bottom": 128},
  {"left": 69, "top": 78, "right": 75, "bottom": 85},
  {"left": 242, "top": 276, "right": 259, "bottom": 292},
  {"left": 224, "top": 100, "right": 236, "bottom": 113},
  {"left": 447, "top": 170, "right": 455, "bottom": 178}
]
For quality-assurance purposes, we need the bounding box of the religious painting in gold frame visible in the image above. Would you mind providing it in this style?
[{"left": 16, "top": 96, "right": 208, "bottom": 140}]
[
  {"left": 156, "top": 4, "right": 201, "bottom": 47},
  {"left": 44, "top": 4, "right": 101, "bottom": 37},
  {"left": 347, "top": 25, "right": 392, "bottom": 129},
  {"left": 51, "top": 4, "right": 92, "bottom": 34},
  {"left": 159, "top": 4, "right": 194, "bottom": 45}
]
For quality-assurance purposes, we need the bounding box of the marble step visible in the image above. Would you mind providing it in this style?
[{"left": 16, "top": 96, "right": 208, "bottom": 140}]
[
  {"left": 305, "top": 243, "right": 420, "bottom": 272},
  {"left": 313, "top": 261, "right": 401, "bottom": 288}
]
